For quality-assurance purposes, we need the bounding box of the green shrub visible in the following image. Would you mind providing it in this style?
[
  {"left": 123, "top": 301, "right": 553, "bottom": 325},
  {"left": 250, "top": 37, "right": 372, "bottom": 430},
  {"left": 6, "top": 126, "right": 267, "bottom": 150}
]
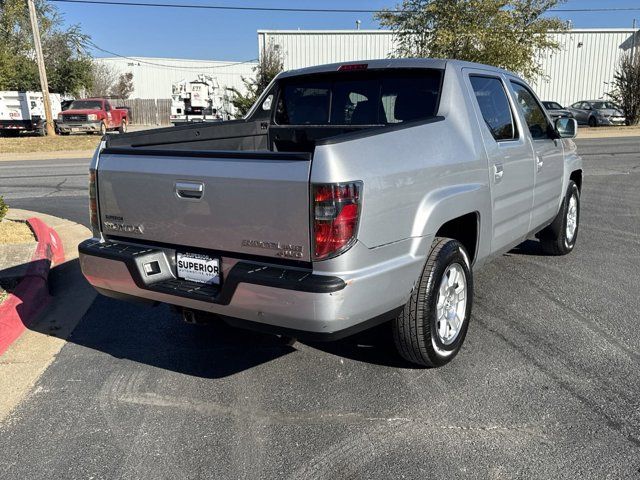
[{"left": 0, "top": 196, "right": 8, "bottom": 222}]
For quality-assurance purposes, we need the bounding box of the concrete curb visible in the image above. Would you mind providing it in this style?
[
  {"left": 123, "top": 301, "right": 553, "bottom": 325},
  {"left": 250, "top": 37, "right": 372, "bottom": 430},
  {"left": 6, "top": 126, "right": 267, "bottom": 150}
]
[{"left": 0, "top": 218, "right": 65, "bottom": 355}]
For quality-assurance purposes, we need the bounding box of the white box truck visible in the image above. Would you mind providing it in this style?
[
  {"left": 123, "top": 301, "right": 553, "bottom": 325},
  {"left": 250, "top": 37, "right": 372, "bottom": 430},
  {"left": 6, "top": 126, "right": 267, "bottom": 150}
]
[{"left": 0, "top": 91, "right": 62, "bottom": 136}]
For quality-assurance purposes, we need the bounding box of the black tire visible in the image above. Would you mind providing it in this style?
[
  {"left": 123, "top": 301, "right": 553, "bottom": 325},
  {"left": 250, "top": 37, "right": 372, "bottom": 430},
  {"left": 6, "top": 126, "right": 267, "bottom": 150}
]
[
  {"left": 97, "top": 122, "right": 106, "bottom": 136},
  {"left": 537, "top": 180, "right": 580, "bottom": 255},
  {"left": 588, "top": 116, "right": 597, "bottom": 127},
  {"left": 393, "top": 237, "right": 473, "bottom": 367},
  {"left": 118, "top": 120, "right": 127, "bottom": 134}
]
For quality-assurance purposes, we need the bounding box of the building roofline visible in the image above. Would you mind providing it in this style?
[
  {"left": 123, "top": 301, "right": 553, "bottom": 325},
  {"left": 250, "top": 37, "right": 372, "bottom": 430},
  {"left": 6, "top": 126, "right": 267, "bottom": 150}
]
[
  {"left": 94, "top": 56, "right": 257, "bottom": 65},
  {"left": 258, "top": 28, "right": 636, "bottom": 34}
]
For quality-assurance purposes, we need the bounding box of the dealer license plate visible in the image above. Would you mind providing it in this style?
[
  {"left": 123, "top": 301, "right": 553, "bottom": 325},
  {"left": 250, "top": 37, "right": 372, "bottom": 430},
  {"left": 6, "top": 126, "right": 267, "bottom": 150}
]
[{"left": 176, "top": 252, "right": 220, "bottom": 285}]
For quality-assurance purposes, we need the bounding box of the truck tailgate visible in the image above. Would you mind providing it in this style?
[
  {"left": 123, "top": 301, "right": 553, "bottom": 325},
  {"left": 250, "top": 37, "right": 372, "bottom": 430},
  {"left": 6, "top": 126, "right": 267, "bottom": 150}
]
[{"left": 97, "top": 149, "right": 312, "bottom": 262}]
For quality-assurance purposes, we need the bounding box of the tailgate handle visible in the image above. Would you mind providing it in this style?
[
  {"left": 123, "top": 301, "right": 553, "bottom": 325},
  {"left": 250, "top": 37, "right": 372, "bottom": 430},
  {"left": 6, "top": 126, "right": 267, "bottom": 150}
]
[{"left": 175, "top": 181, "right": 204, "bottom": 199}]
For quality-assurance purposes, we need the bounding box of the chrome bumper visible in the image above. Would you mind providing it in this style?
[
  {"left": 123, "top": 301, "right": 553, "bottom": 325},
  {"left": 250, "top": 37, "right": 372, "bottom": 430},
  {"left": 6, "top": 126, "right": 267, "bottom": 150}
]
[{"left": 57, "top": 121, "right": 102, "bottom": 132}]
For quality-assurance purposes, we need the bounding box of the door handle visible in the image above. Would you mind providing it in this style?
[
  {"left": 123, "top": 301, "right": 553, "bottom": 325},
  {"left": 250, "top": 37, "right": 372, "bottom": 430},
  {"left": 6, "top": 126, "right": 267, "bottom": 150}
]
[
  {"left": 175, "top": 181, "right": 204, "bottom": 199},
  {"left": 493, "top": 163, "right": 504, "bottom": 183},
  {"left": 536, "top": 156, "right": 544, "bottom": 172}
]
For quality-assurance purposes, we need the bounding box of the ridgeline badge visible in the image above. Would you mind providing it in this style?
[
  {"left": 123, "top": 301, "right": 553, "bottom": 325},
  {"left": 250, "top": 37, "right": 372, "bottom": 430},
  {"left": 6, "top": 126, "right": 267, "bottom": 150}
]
[{"left": 241, "top": 239, "right": 303, "bottom": 258}]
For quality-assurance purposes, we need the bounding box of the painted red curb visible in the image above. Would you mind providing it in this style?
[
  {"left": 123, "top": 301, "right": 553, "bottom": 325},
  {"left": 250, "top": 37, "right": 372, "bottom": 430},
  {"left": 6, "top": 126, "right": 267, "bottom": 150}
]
[{"left": 0, "top": 218, "right": 65, "bottom": 356}]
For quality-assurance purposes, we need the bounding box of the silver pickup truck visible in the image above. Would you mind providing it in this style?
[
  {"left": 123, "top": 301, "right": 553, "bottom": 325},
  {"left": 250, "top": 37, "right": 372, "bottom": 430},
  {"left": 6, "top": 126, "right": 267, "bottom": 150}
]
[{"left": 79, "top": 59, "right": 582, "bottom": 367}]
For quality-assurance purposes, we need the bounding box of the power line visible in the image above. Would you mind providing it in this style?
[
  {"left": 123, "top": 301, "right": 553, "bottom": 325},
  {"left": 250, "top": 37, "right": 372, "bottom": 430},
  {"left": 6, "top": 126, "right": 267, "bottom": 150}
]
[
  {"left": 48, "top": 0, "right": 640, "bottom": 14},
  {"left": 87, "top": 40, "right": 257, "bottom": 70}
]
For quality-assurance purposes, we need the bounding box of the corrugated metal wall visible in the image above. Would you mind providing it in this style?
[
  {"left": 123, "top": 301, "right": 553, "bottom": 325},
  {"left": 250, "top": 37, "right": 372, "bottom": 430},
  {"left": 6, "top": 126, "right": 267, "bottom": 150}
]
[
  {"left": 259, "top": 29, "right": 637, "bottom": 107},
  {"left": 93, "top": 57, "right": 257, "bottom": 101},
  {"left": 532, "top": 30, "right": 634, "bottom": 107}
]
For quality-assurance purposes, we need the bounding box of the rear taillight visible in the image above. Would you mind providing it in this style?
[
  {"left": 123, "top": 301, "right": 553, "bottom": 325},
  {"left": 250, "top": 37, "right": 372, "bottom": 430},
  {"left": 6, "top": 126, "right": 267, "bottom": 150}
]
[
  {"left": 312, "top": 182, "right": 362, "bottom": 260},
  {"left": 89, "top": 169, "right": 99, "bottom": 236}
]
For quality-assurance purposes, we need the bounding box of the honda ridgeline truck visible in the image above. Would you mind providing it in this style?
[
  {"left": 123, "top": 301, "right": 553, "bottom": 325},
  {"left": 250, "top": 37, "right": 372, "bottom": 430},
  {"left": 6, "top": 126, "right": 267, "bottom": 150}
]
[{"left": 79, "top": 59, "right": 582, "bottom": 367}]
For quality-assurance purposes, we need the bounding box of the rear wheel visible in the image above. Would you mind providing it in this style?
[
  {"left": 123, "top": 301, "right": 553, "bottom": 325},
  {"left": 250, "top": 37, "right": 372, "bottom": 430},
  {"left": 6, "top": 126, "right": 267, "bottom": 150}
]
[
  {"left": 118, "top": 120, "right": 127, "bottom": 134},
  {"left": 537, "top": 180, "right": 580, "bottom": 255},
  {"left": 393, "top": 237, "right": 473, "bottom": 367}
]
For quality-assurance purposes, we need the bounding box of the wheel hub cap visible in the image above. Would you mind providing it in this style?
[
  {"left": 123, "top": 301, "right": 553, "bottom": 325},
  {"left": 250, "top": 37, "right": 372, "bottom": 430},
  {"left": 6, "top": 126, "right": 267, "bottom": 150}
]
[
  {"left": 436, "top": 263, "right": 467, "bottom": 345},
  {"left": 566, "top": 194, "right": 578, "bottom": 242}
]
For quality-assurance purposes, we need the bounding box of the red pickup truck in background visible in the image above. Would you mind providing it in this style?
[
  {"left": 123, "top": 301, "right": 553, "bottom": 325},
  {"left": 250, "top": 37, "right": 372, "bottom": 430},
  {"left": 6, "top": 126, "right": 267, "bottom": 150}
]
[{"left": 56, "top": 98, "right": 129, "bottom": 135}]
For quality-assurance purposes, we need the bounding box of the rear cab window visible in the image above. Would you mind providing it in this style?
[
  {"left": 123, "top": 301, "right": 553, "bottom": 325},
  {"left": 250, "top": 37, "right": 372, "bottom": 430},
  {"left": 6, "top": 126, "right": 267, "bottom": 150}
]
[
  {"left": 273, "top": 69, "right": 443, "bottom": 126},
  {"left": 469, "top": 75, "right": 518, "bottom": 141}
]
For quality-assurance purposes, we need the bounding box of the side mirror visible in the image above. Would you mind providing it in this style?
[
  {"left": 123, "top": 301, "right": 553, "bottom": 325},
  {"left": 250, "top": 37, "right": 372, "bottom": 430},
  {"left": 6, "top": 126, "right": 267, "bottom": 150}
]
[{"left": 555, "top": 117, "right": 577, "bottom": 139}]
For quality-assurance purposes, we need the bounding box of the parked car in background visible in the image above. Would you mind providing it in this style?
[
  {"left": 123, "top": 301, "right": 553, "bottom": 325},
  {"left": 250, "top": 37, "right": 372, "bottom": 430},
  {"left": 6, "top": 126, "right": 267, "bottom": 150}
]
[
  {"left": 542, "top": 101, "right": 574, "bottom": 121},
  {"left": 56, "top": 98, "right": 128, "bottom": 135},
  {"left": 79, "top": 59, "right": 582, "bottom": 368},
  {"left": 567, "top": 100, "right": 626, "bottom": 127}
]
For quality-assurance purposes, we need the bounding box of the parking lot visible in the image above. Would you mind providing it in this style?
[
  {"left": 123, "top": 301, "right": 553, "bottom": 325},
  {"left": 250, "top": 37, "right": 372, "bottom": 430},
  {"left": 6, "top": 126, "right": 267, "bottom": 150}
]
[{"left": 0, "top": 136, "right": 639, "bottom": 479}]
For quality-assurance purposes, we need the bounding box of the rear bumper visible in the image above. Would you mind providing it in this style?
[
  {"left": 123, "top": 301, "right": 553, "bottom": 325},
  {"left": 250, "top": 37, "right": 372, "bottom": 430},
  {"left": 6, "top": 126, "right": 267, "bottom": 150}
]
[
  {"left": 79, "top": 237, "right": 422, "bottom": 339},
  {"left": 57, "top": 121, "right": 102, "bottom": 132}
]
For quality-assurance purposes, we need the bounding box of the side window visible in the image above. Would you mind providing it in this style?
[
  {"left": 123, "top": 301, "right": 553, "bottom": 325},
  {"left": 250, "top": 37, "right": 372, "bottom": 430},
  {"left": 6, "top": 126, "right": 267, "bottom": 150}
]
[
  {"left": 469, "top": 75, "right": 517, "bottom": 141},
  {"left": 509, "top": 82, "right": 550, "bottom": 140}
]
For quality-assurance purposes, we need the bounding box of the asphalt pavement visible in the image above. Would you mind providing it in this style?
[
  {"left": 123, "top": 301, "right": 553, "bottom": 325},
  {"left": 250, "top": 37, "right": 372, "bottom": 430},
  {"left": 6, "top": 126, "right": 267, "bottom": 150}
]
[
  {"left": 0, "top": 157, "right": 91, "bottom": 227},
  {"left": 1, "top": 137, "right": 640, "bottom": 479}
]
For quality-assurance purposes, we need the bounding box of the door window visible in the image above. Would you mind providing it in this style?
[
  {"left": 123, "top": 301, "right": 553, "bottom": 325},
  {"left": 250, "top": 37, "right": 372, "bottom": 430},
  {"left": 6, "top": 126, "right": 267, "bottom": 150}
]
[
  {"left": 510, "top": 82, "right": 551, "bottom": 139},
  {"left": 469, "top": 76, "right": 517, "bottom": 141}
]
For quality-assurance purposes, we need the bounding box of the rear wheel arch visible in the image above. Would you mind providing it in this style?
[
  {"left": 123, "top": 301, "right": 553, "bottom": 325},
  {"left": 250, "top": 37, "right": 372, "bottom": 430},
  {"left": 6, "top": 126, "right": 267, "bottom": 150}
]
[
  {"left": 434, "top": 212, "right": 479, "bottom": 265},
  {"left": 570, "top": 169, "right": 582, "bottom": 192}
]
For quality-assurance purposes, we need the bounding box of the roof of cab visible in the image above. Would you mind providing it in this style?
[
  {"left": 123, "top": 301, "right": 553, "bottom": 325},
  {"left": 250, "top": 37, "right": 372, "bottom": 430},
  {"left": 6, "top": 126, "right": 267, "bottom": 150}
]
[{"left": 277, "top": 58, "right": 516, "bottom": 79}]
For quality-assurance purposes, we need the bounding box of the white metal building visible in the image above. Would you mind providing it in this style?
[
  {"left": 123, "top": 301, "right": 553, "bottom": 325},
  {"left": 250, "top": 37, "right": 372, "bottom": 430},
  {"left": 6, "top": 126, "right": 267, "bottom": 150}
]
[
  {"left": 258, "top": 29, "right": 639, "bottom": 107},
  {"left": 93, "top": 57, "right": 257, "bottom": 100}
]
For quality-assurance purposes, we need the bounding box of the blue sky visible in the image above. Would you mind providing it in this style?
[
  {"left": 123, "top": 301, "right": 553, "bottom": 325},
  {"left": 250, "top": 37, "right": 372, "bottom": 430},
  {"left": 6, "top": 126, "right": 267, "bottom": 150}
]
[{"left": 54, "top": 0, "right": 640, "bottom": 61}]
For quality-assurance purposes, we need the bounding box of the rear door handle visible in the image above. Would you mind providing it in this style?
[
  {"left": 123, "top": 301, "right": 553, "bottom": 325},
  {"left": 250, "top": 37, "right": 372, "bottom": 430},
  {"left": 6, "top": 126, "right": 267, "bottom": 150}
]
[
  {"left": 493, "top": 163, "right": 504, "bottom": 183},
  {"left": 175, "top": 181, "right": 204, "bottom": 199}
]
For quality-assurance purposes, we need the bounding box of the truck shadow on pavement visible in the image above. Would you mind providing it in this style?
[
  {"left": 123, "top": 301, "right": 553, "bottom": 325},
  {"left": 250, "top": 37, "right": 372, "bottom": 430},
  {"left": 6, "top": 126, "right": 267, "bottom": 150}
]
[
  {"left": 27, "top": 259, "right": 411, "bottom": 379},
  {"left": 506, "top": 239, "right": 547, "bottom": 256}
]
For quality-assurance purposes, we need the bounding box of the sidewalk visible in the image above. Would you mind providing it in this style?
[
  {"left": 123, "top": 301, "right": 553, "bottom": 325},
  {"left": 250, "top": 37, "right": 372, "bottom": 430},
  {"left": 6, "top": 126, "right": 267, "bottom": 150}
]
[
  {"left": 0, "top": 210, "right": 94, "bottom": 422},
  {"left": 576, "top": 125, "right": 640, "bottom": 139}
]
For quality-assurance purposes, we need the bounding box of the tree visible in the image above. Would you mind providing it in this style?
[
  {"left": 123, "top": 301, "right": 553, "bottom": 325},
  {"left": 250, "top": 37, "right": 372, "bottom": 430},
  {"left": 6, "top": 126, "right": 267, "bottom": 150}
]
[
  {"left": 376, "top": 0, "right": 567, "bottom": 80},
  {"left": 607, "top": 52, "right": 640, "bottom": 126},
  {"left": 87, "top": 62, "right": 118, "bottom": 97},
  {"left": 110, "top": 72, "right": 134, "bottom": 99},
  {"left": 228, "top": 42, "right": 283, "bottom": 117},
  {"left": 0, "top": 0, "right": 92, "bottom": 94}
]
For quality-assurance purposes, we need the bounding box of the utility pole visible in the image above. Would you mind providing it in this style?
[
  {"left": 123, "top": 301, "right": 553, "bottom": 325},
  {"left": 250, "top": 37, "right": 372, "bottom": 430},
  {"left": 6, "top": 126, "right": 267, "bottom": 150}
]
[{"left": 27, "top": 0, "right": 56, "bottom": 136}]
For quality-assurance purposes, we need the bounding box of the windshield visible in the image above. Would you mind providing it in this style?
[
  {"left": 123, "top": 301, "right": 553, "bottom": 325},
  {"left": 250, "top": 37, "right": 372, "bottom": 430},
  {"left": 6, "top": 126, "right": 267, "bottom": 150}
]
[
  {"left": 274, "top": 69, "right": 443, "bottom": 125},
  {"left": 543, "top": 102, "right": 563, "bottom": 110},
  {"left": 592, "top": 101, "right": 618, "bottom": 110},
  {"left": 68, "top": 100, "right": 103, "bottom": 110}
]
